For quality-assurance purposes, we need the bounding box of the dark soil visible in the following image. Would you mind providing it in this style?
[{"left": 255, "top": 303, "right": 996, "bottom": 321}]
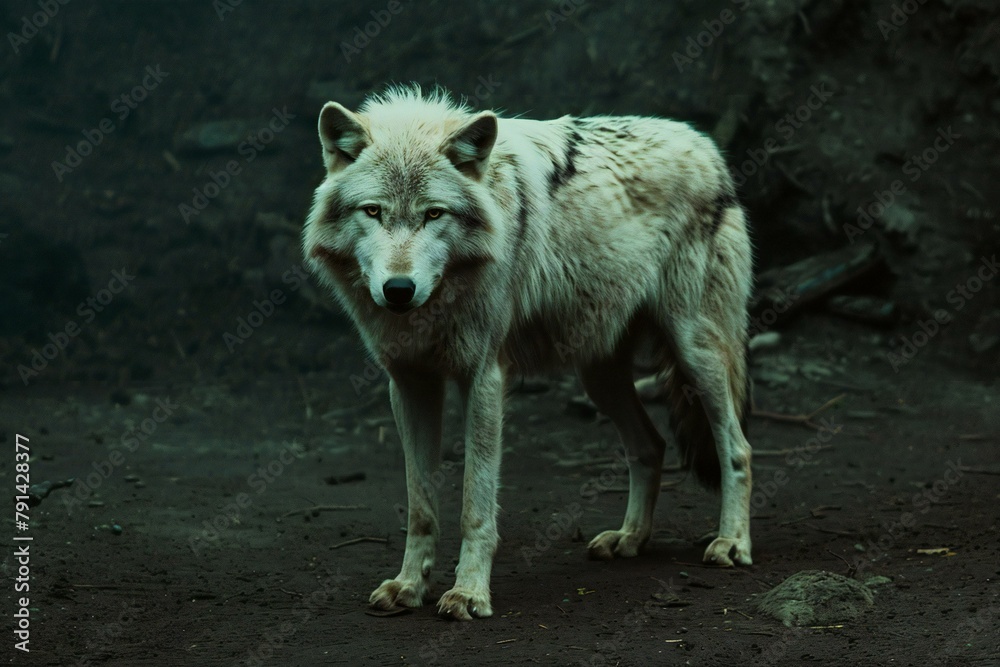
[{"left": 5, "top": 313, "right": 999, "bottom": 666}]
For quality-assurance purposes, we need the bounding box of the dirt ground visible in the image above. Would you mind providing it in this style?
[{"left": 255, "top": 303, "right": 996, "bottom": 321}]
[
  {"left": 2, "top": 0, "right": 1000, "bottom": 664},
  {"left": 4, "top": 308, "right": 999, "bottom": 666}
]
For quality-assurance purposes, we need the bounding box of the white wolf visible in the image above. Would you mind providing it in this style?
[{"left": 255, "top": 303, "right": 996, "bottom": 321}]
[{"left": 302, "top": 85, "right": 754, "bottom": 620}]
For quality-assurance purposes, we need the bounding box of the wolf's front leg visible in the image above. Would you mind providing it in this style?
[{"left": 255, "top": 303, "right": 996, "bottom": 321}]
[
  {"left": 369, "top": 369, "right": 445, "bottom": 611},
  {"left": 437, "top": 362, "right": 504, "bottom": 620}
]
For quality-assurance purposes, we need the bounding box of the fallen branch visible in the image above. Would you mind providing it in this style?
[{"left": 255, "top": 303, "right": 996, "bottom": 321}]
[
  {"left": 958, "top": 466, "right": 1000, "bottom": 476},
  {"left": 752, "top": 394, "right": 846, "bottom": 431},
  {"left": 331, "top": 536, "right": 387, "bottom": 549},
  {"left": 282, "top": 504, "right": 368, "bottom": 518},
  {"left": 754, "top": 444, "right": 833, "bottom": 457},
  {"left": 802, "top": 522, "right": 855, "bottom": 537}
]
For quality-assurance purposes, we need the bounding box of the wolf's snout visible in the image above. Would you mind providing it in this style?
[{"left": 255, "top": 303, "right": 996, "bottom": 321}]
[{"left": 383, "top": 277, "right": 416, "bottom": 307}]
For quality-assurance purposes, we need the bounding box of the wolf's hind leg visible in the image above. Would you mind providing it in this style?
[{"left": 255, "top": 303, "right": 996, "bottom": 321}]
[
  {"left": 369, "top": 369, "right": 444, "bottom": 610},
  {"left": 579, "top": 352, "right": 667, "bottom": 560},
  {"left": 669, "top": 320, "right": 753, "bottom": 567}
]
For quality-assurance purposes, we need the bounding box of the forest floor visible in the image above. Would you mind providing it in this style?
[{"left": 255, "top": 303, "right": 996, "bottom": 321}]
[{"left": 5, "top": 309, "right": 998, "bottom": 666}]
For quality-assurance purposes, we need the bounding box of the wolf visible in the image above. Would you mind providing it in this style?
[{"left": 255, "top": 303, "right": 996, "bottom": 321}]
[{"left": 302, "top": 85, "right": 754, "bottom": 621}]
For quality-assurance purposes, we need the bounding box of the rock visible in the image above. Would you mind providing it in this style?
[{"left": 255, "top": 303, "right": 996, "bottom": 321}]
[
  {"left": 27, "top": 478, "right": 75, "bottom": 507},
  {"left": 754, "top": 570, "right": 875, "bottom": 627},
  {"left": 969, "top": 333, "right": 999, "bottom": 354},
  {"left": 881, "top": 200, "right": 923, "bottom": 247},
  {"left": 752, "top": 366, "right": 792, "bottom": 388},
  {"left": 174, "top": 119, "right": 254, "bottom": 154},
  {"left": 863, "top": 575, "right": 893, "bottom": 589},
  {"left": 749, "top": 331, "right": 782, "bottom": 352},
  {"left": 566, "top": 395, "right": 597, "bottom": 419},
  {"left": 827, "top": 295, "right": 898, "bottom": 325}
]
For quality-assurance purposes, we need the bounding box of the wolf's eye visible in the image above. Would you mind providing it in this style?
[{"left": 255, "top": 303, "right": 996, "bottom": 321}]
[
  {"left": 425, "top": 208, "right": 444, "bottom": 220},
  {"left": 362, "top": 205, "right": 381, "bottom": 218}
]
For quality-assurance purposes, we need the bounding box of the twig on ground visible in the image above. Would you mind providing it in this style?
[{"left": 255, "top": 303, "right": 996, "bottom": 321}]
[
  {"left": 331, "top": 536, "right": 387, "bottom": 549},
  {"left": 298, "top": 376, "right": 313, "bottom": 420},
  {"left": 752, "top": 394, "right": 846, "bottom": 431},
  {"left": 754, "top": 444, "right": 833, "bottom": 457},
  {"left": 802, "top": 522, "right": 855, "bottom": 537},
  {"left": 281, "top": 504, "right": 368, "bottom": 518},
  {"left": 959, "top": 466, "right": 1000, "bottom": 476}
]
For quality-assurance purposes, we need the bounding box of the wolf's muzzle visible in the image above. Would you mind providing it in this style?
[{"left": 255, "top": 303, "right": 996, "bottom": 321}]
[{"left": 383, "top": 277, "right": 416, "bottom": 311}]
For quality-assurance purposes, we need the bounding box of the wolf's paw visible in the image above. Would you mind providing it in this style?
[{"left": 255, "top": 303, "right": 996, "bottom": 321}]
[
  {"left": 702, "top": 536, "right": 752, "bottom": 567},
  {"left": 369, "top": 577, "right": 428, "bottom": 610},
  {"left": 436, "top": 587, "right": 492, "bottom": 620},
  {"left": 587, "top": 529, "right": 647, "bottom": 561}
]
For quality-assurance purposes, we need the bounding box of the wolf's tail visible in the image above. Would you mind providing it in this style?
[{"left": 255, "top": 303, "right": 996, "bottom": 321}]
[{"left": 662, "top": 343, "right": 751, "bottom": 490}]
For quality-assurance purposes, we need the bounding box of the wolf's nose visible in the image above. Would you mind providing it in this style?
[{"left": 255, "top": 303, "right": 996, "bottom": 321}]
[{"left": 383, "top": 277, "right": 416, "bottom": 306}]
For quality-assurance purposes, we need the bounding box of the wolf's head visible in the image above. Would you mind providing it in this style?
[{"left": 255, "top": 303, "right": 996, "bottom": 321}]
[{"left": 303, "top": 87, "right": 502, "bottom": 315}]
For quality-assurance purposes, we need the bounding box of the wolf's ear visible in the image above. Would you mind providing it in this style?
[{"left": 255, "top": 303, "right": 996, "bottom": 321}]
[
  {"left": 442, "top": 112, "right": 498, "bottom": 179},
  {"left": 318, "top": 102, "right": 371, "bottom": 172}
]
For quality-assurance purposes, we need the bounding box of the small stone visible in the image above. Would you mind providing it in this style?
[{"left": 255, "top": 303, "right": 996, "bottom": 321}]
[
  {"left": 111, "top": 524, "right": 123, "bottom": 535},
  {"left": 566, "top": 395, "right": 597, "bottom": 419},
  {"left": 864, "top": 575, "right": 893, "bottom": 588},
  {"left": 110, "top": 389, "right": 131, "bottom": 406},
  {"left": 827, "top": 296, "right": 898, "bottom": 326},
  {"left": 969, "top": 333, "right": 999, "bottom": 354},
  {"left": 175, "top": 119, "right": 253, "bottom": 154}
]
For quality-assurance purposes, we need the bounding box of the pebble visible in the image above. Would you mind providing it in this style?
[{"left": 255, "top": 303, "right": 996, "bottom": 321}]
[{"left": 175, "top": 119, "right": 253, "bottom": 154}]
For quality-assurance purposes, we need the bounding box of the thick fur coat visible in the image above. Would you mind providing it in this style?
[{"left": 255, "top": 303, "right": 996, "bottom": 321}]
[{"left": 302, "top": 86, "right": 754, "bottom": 620}]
